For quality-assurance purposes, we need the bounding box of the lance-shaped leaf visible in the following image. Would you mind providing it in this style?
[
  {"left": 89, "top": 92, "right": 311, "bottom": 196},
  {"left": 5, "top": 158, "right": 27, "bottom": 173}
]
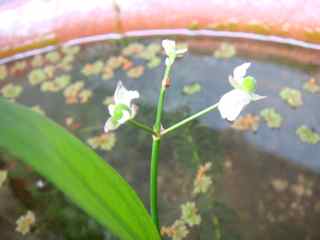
[{"left": 0, "top": 98, "right": 160, "bottom": 240}]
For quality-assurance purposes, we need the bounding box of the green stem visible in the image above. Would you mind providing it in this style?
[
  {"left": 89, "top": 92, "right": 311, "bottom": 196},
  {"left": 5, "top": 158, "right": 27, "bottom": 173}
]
[
  {"left": 150, "top": 62, "right": 172, "bottom": 231},
  {"left": 161, "top": 103, "right": 219, "bottom": 136},
  {"left": 150, "top": 138, "right": 160, "bottom": 230},
  {"left": 128, "top": 119, "right": 157, "bottom": 136}
]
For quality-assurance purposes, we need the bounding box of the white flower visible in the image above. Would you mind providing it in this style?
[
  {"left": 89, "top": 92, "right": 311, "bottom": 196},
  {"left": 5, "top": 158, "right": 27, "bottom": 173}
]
[
  {"left": 218, "top": 63, "right": 265, "bottom": 121},
  {"left": 162, "top": 39, "right": 187, "bottom": 66},
  {"left": 104, "top": 81, "right": 139, "bottom": 132}
]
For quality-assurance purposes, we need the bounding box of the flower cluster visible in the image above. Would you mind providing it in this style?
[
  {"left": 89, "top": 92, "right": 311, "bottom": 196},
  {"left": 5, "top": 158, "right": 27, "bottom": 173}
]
[{"left": 218, "top": 62, "right": 265, "bottom": 121}]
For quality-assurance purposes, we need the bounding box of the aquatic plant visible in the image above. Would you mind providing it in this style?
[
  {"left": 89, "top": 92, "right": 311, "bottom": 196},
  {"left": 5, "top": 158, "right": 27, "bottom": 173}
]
[
  {"left": 0, "top": 39, "right": 266, "bottom": 240},
  {"left": 260, "top": 107, "right": 283, "bottom": 128},
  {"left": 103, "top": 40, "right": 265, "bottom": 233},
  {"left": 280, "top": 87, "right": 303, "bottom": 108}
]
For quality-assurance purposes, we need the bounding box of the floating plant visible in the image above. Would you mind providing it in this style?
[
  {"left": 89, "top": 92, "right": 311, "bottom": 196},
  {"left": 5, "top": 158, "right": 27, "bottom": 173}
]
[
  {"left": 280, "top": 87, "right": 303, "bottom": 108},
  {"left": 101, "top": 66, "right": 114, "bottom": 80},
  {"left": 16, "top": 211, "right": 36, "bottom": 235},
  {"left": 122, "top": 42, "right": 145, "bottom": 56},
  {"left": 296, "top": 125, "right": 320, "bottom": 144},
  {"left": 0, "top": 170, "right": 7, "bottom": 187},
  {"left": 31, "top": 55, "right": 44, "bottom": 68},
  {"left": 260, "top": 107, "right": 283, "bottom": 128},
  {"left": 45, "top": 51, "right": 61, "bottom": 63},
  {"left": 61, "top": 45, "right": 80, "bottom": 56},
  {"left": 41, "top": 74, "right": 71, "bottom": 92},
  {"left": 0, "top": 83, "right": 23, "bottom": 100},
  {"left": 81, "top": 61, "right": 104, "bottom": 76},
  {"left": 28, "top": 68, "right": 48, "bottom": 85},
  {"left": 10, "top": 60, "right": 27, "bottom": 74},
  {"left": 182, "top": 83, "right": 202, "bottom": 95},
  {"left": 127, "top": 65, "right": 144, "bottom": 79},
  {"left": 0, "top": 65, "right": 8, "bottom": 80},
  {"left": 63, "top": 81, "right": 92, "bottom": 104},
  {"left": 147, "top": 57, "right": 161, "bottom": 69},
  {"left": 303, "top": 78, "right": 320, "bottom": 94},
  {"left": 214, "top": 43, "right": 236, "bottom": 59},
  {"left": 87, "top": 133, "right": 117, "bottom": 151},
  {"left": 231, "top": 113, "right": 260, "bottom": 132}
]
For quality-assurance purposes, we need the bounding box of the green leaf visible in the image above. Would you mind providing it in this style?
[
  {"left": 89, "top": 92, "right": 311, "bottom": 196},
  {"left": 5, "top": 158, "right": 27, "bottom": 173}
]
[{"left": 0, "top": 98, "right": 160, "bottom": 240}]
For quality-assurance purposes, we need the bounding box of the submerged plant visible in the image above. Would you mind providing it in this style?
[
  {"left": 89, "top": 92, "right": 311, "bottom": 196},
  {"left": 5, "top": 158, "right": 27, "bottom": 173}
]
[{"left": 16, "top": 210, "right": 36, "bottom": 235}]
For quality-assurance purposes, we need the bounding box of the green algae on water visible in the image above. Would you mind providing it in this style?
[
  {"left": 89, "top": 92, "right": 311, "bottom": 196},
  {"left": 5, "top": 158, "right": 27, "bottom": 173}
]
[{"left": 296, "top": 125, "right": 320, "bottom": 144}]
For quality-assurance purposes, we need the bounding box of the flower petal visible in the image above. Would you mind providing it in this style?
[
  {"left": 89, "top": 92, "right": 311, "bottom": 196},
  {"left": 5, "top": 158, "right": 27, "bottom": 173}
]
[
  {"left": 104, "top": 118, "right": 120, "bottom": 132},
  {"left": 114, "top": 81, "right": 140, "bottom": 106},
  {"left": 218, "top": 89, "right": 251, "bottom": 121},
  {"left": 231, "top": 62, "right": 251, "bottom": 86},
  {"left": 250, "top": 93, "right": 267, "bottom": 101},
  {"left": 162, "top": 39, "right": 176, "bottom": 56},
  {"left": 108, "top": 104, "right": 116, "bottom": 116}
]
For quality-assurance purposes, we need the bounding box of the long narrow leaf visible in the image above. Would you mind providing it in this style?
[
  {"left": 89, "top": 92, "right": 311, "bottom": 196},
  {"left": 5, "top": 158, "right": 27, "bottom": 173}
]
[{"left": 0, "top": 98, "right": 160, "bottom": 240}]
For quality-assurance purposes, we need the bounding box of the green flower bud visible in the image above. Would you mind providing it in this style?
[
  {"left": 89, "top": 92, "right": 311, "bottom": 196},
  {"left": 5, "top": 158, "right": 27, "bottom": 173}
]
[{"left": 241, "top": 76, "right": 256, "bottom": 93}]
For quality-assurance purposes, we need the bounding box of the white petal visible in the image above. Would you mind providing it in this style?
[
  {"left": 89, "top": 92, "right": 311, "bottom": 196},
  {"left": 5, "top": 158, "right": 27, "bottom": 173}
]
[
  {"left": 114, "top": 81, "right": 140, "bottom": 106},
  {"left": 108, "top": 104, "right": 116, "bottom": 116},
  {"left": 218, "top": 89, "right": 251, "bottom": 121},
  {"left": 162, "top": 39, "right": 176, "bottom": 56},
  {"left": 232, "top": 62, "right": 251, "bottom": 85},
  {"left": 250, "top": 93, "right": 267, "bottom": 101},
  {"left": 104, "top": 118, "right": 120, "bottom": 132}
]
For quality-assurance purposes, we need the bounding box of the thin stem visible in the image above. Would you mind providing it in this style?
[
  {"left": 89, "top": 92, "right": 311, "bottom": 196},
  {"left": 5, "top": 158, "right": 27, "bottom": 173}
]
[
  {"left": 128, "top": 119, "right": 157, "bottom": 136},
  {"left": 150, "top": 62, "right": 172, "bottom": 231},
  {"left": 161, "top": 103, "right": 219, "bottom": 136}
]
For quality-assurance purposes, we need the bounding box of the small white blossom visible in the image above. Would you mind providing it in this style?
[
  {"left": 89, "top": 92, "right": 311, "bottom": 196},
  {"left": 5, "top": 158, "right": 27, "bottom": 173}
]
[
  {"left": 104, "top": 81, "right": 139, "bottom": 132},
  {"left": 162, "top": 39, "right": 187, "bottom": 66},
  {"left": 218, "top": 63, "right": 265, "bottom": 121}
]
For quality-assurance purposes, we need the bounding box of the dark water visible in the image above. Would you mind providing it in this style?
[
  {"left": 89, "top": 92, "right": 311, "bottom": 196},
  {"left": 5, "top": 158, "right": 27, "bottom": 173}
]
[{"left": 1, "top": 35, "right": 320, "bottom": 240}]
